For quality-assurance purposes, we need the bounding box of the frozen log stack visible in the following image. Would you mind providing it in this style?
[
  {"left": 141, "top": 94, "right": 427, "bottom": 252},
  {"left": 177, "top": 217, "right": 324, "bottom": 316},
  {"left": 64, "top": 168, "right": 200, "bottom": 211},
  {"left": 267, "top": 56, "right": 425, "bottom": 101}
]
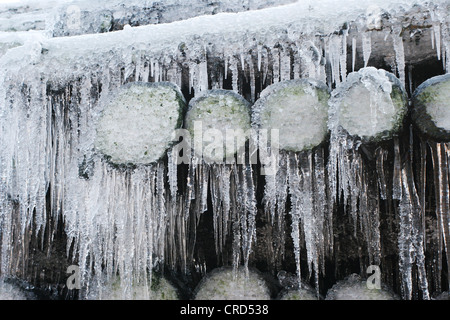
[
  {"left": 412, "top": 73, "right": 450, "bottom": 142},
  {"left": 95, "top": 81, "right": 186, "bottom": 165},
  {"left": 329, "top": 67, "right": 408, "bottom": 142},
  {"left": 252, "top": 79, "right": 330, "bottom": 152}
]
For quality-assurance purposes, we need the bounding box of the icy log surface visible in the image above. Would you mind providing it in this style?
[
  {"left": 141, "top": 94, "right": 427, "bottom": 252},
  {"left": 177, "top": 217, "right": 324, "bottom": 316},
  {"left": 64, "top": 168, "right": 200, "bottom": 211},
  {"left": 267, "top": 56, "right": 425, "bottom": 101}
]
[
  {"left": 252, "top": 79, "right": 330, "bottom": 152},
  {"left": 412, "top": 73, "right": 450, "bottom": 141},
  {"left": 184, "top": 89, "right": 251, "bottom": 161},
  {"left": 329, "top": 67, "right": 408, "bottom": 141},
  {"left": 95, "top": 82, "right": 186, "bottom": 165}
]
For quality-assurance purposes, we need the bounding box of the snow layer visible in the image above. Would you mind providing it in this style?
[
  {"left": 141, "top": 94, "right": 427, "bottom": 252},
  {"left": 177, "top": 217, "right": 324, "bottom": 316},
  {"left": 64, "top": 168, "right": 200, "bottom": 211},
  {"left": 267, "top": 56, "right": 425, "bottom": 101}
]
[
  {"left": 0, "top": 30, "right": 46, "bottom": 58},
  {"left": 3, "top": 0, "right": 448, "bottom": 77},
  {"left": 0, "top": 0, "right": 298, "bottom": 34}
]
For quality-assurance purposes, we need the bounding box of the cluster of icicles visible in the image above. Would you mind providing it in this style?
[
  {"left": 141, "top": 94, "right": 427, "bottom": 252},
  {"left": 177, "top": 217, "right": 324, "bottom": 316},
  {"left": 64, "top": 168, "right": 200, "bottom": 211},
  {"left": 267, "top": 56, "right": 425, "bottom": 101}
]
[{"left": 1, "top": 73, "right": 449, "bottom": 301}]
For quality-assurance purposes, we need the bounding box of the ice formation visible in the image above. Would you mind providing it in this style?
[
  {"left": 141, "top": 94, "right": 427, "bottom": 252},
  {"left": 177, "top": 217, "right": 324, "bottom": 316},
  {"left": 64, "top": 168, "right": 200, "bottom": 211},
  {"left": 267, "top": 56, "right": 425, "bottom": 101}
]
[
  {"left": 194, "top": 267, "right": 271, "bottom": 300},
  {"left": 0, "top": 0, "right": 449, "bottom": 300}
]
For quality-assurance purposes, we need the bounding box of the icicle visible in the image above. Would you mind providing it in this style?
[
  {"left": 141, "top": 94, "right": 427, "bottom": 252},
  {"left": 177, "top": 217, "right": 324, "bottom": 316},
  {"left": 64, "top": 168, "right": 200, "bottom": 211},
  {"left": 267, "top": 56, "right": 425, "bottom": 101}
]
[
  {"left": 300, "top": 151, "right": 320, "bottom": 295},
  {"left": 340, "top": 29, "right": 348, "bottom": 82},
  {"left": 327, "top": 34, "right": 342, "bottom": 85},
  {"left": 249, "top": 60, "right": 256, "bottom": 103},
  {"left": 434, "top": 23, "right": 441, "bottom": 61},
  {"left": 167, "top": 147, "right": 178, "bottom": 200},
  {"left": 397, "top": 167, "right": 413, "bottom": 300},
  {"left": 272, "top": 47, "right": 280, "bottom": 84},
  {"left": 431, "top": 24, "right": 435, "bottom": 50},
  {"left": 431, "top": 142, "right": 450, "bottom": 292},
  {"left": 154, "top": 60, "right": 161, "bottom": 82},
  {"left": 280, "top": 48, "right": 291, "bottom": 82},
  {"left": 242, "top": 164, "right": 257, "bottom": 272},
  {"left": 142, "top": 59, "right": 150, "bottom": 82},
  {"left": 200, "top": 163, "right": 209, "bottom": 214},
  {"left": 189, "top": 63, "right": 195, "bottom": 95},
  {"left": 287, "top": 152, "right": 302, "bottom": 285},
  {"left": 393, "top": 137, "right": 402, "bottom": 200},
  {"left": 362, "top": 31, "right": 372, "bottom": 68},
  {"left": 376, "top": 147, "right": 388, "bottom": 200},
  {"left": 230, "top": 60, "right": 239, "bottom": 93},
  {"left": 352, "top": 37, "right": 357, "bottom": 72},
  {"left": 240, "top": 53, "right": 245, "bottom": 72},
  {"left": 257, "top": 45, "right": 262, "bottom": 72},
  {"left": 313, "top": 148, "right": 330, "bottom": 266},
  {"left": 224, "top": 55, "right": 229, "bottom": 80},
  {"left": 392, "top": 29, "right": 406, "bottom": 88},
  {"left": 398, "top": 161, "right": 430, "bottom": 300},
  {"left": 198, "top": 61, "right": 209, "bottom": 93}
]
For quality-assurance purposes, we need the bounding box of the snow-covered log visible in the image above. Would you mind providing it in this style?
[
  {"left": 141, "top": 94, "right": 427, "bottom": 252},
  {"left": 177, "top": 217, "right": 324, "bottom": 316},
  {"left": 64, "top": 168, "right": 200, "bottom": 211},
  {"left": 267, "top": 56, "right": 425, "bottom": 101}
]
[
  {"left": 184, "top": 89, "right": 251, "bottom": 162},
  {"left": 329, "top": 67, "right": 408, "bottom": 142},
  {"left": 252, "top": 79, "right": 330, "bottom": 152},
  {"left": 95, "top": 82, "right": 186, "bottom": 165}
]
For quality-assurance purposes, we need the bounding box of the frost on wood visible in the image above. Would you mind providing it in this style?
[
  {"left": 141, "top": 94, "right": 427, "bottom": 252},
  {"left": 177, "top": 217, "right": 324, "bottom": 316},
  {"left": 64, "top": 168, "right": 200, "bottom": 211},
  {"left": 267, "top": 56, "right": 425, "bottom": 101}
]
[
  {"left": 252, "top": 79, "right": 330, "bottom": 152},
  {"left": 184, "top": 89, "right": 251, "bottom": 162},
  {"left": 329, "top": 67, "right": 408, "bottom": 142},
  {"left": 412, "top": 74, "right": 450, "bottom": 142},
  {"left": 194, "top": 267, "right": 271, "bottom": 300},
  {"left": 91, "top": 273, "right": 179, "bottom": 300},
  {"left": 95, "top": 82, "right": 186, "bottom": 165}
]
